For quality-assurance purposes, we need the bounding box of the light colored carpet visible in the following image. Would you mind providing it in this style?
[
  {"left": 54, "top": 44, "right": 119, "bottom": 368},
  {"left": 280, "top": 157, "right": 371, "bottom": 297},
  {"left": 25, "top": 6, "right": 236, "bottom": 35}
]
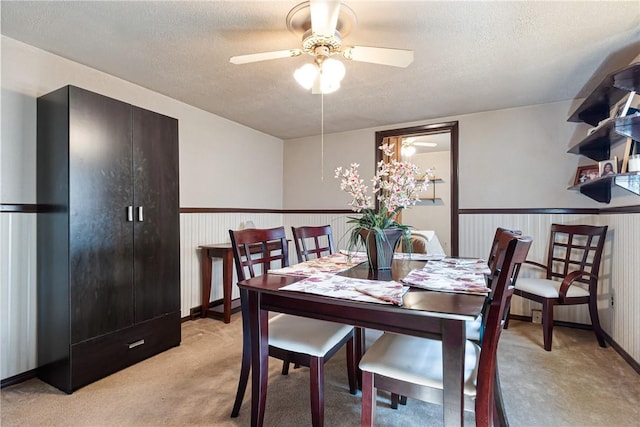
[{"left": 1, "top": 317, "right": 638, "bottom": 426}]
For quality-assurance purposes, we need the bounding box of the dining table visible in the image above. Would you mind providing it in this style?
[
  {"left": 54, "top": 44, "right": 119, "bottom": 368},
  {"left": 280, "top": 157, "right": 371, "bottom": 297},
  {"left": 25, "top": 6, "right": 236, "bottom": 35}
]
[{"left": 237, "top": 258, "right": 486, "bottom": 427}]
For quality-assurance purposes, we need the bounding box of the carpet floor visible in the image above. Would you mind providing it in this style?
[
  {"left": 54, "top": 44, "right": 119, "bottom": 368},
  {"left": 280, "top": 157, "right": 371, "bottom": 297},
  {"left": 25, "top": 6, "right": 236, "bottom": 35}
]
[{"left": 2, "top": 317, "right": 638, "bottom": 426}]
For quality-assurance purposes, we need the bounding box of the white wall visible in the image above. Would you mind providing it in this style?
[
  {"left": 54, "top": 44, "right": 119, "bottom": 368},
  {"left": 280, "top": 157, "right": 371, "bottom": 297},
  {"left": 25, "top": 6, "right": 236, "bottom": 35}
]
[
  {"left": 1, "top": 36, "right": 284, "bottom": 207},
  {"left": 283, "top": 100, "right": 638, "bottom": 210},
  {"left": 0, "top": 36, "right": 284, "bottom": 380}
]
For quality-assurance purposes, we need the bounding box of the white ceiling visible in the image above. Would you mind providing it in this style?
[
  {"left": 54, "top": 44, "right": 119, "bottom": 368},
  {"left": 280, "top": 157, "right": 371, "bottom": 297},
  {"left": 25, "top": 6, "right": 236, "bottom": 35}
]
[{"left": 2, "top": 1, "right": 639, "bottom": 140}]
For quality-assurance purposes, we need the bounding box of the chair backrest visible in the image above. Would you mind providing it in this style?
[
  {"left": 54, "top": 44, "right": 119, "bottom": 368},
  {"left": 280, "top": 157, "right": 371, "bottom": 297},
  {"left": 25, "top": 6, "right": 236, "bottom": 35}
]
[
  {"left": 229, "top": 226, "right": 289, "bottom": 281},
  {"left": 291, "top": 225, "right": 335, "bottom": 263},
  {"left": 544, "top": 224, "right": 608, "bottom": 291},
  {"left": 475, "top": 235, "right": 532, "bottom": 425},
  {"left": 487, "top": 227, "right": 522, "bottom": 272}
]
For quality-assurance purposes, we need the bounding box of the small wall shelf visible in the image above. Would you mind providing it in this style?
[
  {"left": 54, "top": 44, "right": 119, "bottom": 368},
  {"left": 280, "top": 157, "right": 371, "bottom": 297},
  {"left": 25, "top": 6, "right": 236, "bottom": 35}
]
[
  {"left": 416, "top": 178, "right": 444, "bottom": 205},
  {"left": 568, "top": 172, "right": 640, "bottom": 204}
]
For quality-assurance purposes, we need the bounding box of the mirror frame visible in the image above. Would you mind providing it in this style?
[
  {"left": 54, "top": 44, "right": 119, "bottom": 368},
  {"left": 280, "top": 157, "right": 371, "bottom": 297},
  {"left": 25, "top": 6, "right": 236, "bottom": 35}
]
[{"left": 375, "top": 121, "right": 459, "bottom": 256}]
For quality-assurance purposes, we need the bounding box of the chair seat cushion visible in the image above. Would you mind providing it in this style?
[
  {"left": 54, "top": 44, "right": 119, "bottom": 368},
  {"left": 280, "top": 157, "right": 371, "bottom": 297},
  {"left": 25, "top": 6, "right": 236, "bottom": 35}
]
[
  {"left": 465, "top": 315, "right": 482, "bottom": 342},
  {"left": 268, "top": 314, "right": 353, "bottom": 357},
  {"left": 359, "top": 332, "right": 479, "bottom": 396},
  {"left": 516, "top": 278, "right": 590, "bottom": 298}
]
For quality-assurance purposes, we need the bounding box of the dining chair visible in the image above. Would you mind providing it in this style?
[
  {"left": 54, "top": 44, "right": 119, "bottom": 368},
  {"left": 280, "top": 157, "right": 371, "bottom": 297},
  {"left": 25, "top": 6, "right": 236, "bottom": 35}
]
[
  {"left": 291, "top": 225, "right": 335, "bottom": 262},
  {"left": 393, "top": 227, "right": 525, "bottom": 416},
  {"left": 504, "top": 223, "right": 608, "bottom": 351},
  {"left": 359, "top": 234, "right": 532, "bottom": 427},
  {"left": 228, "top": 226, "right": 357, "bottom": 427},
  {"left": 465, "top": 227, "right": 523, "bottom": 342}
]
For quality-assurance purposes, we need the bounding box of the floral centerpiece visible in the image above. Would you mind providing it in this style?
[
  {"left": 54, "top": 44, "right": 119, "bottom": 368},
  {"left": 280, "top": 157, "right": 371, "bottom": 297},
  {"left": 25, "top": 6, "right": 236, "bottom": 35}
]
[{"left": 335, "top": 143, "right": 430, "bottom": 269}]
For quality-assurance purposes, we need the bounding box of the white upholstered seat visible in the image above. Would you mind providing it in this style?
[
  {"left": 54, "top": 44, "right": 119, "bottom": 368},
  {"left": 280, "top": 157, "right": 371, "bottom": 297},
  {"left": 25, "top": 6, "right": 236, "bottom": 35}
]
[
  {"left": 515, "top": 278, "right": 589, "bottom": 298},
  {"left": 269, "top": 314, "right": 355, "bottom": 356},
  {"left": 360, "top": 333, "right": 480, "bottom": 399}
]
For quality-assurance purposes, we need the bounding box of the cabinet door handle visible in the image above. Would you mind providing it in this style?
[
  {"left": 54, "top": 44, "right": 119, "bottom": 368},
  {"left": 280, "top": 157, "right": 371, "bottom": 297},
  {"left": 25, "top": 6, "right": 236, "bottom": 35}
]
[
  {"left": 137, "top": 206, "right": 144, "bottom": 222},
  {"left": 128, "top": 339, "right": 145, "bottom": 349},
  {"left": 127, "top": 206, "right": 134, "bottom": 222}
]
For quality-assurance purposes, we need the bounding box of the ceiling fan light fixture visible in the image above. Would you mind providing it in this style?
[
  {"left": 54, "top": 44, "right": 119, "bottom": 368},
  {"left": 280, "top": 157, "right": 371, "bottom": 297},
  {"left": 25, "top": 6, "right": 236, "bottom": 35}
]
[
  {"left": 322, "top": 58, "right": 345, "bottom": 82},
  {"left": 401, "top": 145, "right": 416, "bottom": 157},
  {"left": 295, "top": 57, "right": 345, "bottom": 94},
  {"left": 294, "top": 63, "right": 318, "bottom": 90}
]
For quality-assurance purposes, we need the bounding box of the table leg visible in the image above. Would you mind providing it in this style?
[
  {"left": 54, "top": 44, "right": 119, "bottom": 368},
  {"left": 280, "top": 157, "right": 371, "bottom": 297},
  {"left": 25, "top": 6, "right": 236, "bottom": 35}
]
[
  {"left": 355, "top": 327, "right": 365, "bottom": 390},
  {"left": 222, "top": 251, "right": 234, "bottom": 323},
  {"left": 441, "top": 319, "right": 465, "bottom": 427},
  {"left": 248, "top": 290, "right": 269, "bottom": 427},
  {"left": 200, "top": 249, "right": 212, "bottom": 318}
]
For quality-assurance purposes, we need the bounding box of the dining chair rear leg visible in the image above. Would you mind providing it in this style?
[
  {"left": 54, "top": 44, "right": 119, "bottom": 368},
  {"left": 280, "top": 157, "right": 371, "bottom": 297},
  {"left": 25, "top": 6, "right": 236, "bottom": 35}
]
[
  {"left": 347, "top": 336, "right": 357, "bottom": 394},
  {"left": 309, "top": 356, "right": 324, "bottom": 427},
  {"left": 390, "top": 393, "right": 399, "bottom": 409},
  {"left": 588, "top": 296, "right": 607, "bottom": 347},
  {"left": 282, "top": 361, "right": 290, "bottom": 375},
  {"left": 542, "top": 301, "right": 555, "bottom": 351}
]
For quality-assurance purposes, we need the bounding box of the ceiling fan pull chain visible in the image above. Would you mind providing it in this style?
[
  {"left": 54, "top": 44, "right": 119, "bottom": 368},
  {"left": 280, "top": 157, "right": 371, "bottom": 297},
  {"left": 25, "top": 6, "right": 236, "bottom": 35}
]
[{"left": 321, "top": 91, "right": 324, "bottom": 182}]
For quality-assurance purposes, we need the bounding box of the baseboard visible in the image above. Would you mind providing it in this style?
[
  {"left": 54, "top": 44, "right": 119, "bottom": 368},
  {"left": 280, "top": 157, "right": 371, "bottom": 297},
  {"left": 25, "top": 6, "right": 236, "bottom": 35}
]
[
  {"left": 507, "top": 314, "right": 639, "bottom": 374},
  {"left": 603, "top": 331, "right": 640, "bottom": 374},
  {"left": 1, "top": 369, "right": 37, "bottom": 389}
]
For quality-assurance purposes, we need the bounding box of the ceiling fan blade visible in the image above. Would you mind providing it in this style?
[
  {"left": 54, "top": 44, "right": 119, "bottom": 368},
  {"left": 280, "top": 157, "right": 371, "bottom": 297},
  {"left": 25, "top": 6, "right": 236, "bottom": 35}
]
[
  {"left": 229, "top": 49, "right": 302, "bottom": 65},
  {"left": 310, "top": 0, "right": 341, "bottom": 37},
  {"left": 342, "top": 46, "right": 414, "bottom": 68}
]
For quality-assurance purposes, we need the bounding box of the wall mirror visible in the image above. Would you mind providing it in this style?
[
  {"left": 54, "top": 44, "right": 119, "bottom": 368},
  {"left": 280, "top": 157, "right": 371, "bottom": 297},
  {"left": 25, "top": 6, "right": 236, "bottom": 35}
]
[{"left": 375, "top": 122, "right": 459, "bottom": 256}]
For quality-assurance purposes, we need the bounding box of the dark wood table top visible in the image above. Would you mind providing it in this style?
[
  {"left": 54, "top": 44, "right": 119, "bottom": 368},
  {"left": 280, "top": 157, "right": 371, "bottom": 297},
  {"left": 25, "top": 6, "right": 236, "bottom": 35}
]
[{"left": 238, "top": 259, "right": 485, "bottom": 335}]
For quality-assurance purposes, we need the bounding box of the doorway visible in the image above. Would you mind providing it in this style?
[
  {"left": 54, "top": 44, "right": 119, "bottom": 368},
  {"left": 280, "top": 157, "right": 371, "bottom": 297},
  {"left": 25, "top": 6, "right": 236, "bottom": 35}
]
[{"left": 375, "top": 122, "right": 459, "bottom": 256}]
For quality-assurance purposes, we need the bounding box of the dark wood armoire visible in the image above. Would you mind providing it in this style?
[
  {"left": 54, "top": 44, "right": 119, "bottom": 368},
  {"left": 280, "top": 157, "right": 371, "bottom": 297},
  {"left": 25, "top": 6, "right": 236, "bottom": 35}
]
[{"left": 37, "top": 85, "right": 180, "bottom": 393}]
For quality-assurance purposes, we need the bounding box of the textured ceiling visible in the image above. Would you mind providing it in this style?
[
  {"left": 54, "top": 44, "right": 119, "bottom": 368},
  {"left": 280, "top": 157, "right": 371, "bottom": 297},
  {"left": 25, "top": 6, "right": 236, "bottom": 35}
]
[{"left": 2, "top": 1, "right": 639, "bottom": 140}]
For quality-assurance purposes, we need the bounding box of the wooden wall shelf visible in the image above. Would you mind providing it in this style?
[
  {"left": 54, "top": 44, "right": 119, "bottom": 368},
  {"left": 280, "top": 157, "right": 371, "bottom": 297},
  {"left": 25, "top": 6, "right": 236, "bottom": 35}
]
[{"left": 567, "top": 62, "right": 639, "bottom": 203}]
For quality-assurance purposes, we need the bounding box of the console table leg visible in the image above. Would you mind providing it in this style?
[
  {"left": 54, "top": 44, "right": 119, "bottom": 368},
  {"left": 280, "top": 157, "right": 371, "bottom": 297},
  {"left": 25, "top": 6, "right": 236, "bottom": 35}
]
[
  {"left": 201, "top": 249, "right": 212, "bottom": 318},
  {"left": 223, "top": 251, "right": 234, "bottom": 323}
]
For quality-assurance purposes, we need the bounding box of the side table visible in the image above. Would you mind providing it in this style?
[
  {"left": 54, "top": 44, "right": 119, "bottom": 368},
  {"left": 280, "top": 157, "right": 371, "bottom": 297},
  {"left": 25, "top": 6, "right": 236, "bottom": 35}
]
[{"left": 199, "top": 243, "right": 241, "bottom": 323}]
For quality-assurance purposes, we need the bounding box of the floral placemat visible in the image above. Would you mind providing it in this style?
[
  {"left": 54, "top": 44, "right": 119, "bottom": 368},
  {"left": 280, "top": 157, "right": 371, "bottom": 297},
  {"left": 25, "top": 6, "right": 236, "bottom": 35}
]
[
  {"left": 280, "top": 273, "right": 409, "bottom": 306},
  {"left": 269, "top": 253, "right": 367, "bottom": 277},
  {"left": 401, "top": 258, "right": 491, "bottom": 295}
]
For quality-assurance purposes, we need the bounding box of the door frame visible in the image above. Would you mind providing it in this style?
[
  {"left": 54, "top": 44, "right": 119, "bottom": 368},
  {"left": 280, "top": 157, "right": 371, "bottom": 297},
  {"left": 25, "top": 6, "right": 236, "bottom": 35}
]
[{"left": 375, "top": 121, "right": 459, "bottom": 256}]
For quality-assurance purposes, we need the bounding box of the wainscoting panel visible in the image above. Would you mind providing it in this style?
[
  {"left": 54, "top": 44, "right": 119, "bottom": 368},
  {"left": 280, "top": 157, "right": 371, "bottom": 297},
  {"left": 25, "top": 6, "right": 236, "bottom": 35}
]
[
  {"left": 179, "top": 213, "right": 283, "bottom": 316},
  {"left": 1, "top": 213, "right": 37, "bottom": 379},
  {"left": 598, "top": 213, "right": 640, "bottom": 365},
  {"left": 459, "top": 213, "right": 598, "bottom": 325},
  {"left": 3, "top": 209, "right": 637, "bottom": 382}
]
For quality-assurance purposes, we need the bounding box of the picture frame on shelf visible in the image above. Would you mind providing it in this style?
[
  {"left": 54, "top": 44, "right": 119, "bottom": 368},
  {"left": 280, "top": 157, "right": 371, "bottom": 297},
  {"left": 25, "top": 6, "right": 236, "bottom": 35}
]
[
  {"left": 574, "top": 165, "right": 599, "bottom": 185},
  {"left": 599, "top": 158, "right": 618, "bottom": 177}
]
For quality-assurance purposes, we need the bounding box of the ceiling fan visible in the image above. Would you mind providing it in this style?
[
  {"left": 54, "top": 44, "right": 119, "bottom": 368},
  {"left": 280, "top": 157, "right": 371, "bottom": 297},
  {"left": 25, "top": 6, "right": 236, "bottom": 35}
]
[{"left": 229, "top": 0, "right": 414, "bottom": 94}]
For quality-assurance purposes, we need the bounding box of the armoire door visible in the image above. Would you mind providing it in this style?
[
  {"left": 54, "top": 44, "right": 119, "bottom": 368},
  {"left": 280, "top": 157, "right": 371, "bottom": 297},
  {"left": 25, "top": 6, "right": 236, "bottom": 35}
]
[
  {"left": 132, "top": 106, "right": 180, "bottom": 322},
  {"left": 68, "top": 87, "right": 135, "bottom": 343}
]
